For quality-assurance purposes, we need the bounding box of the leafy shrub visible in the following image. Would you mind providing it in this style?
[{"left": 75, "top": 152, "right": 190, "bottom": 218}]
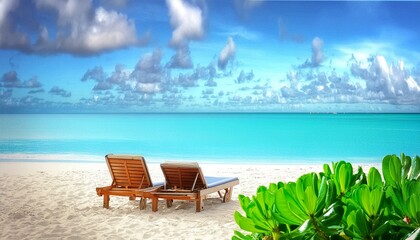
[{"left": 233, "top": 154, "right": 420, "bottom": 240}]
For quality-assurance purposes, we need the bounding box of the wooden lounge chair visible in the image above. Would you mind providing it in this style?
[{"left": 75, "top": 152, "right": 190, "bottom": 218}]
[
  {"left": 151, "top": 162, "right": 239, "bottom": 212},
  {"left": 96, "top": 154, "right": 162, "bottom": 209}
]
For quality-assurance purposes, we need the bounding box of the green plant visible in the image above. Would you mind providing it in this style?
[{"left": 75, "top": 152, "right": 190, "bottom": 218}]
[{"left": 232, "top": 154, "right": 420, "bottom": 240}]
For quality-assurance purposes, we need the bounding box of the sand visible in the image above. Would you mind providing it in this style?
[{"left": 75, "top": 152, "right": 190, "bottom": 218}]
[{"left": 0, "top": 161, "right": 381, "bottom": 240}]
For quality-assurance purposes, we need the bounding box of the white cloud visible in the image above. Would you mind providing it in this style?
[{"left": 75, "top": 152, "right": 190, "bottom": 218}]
[
  {"left": 351, "top": 55, "right": 420, "bottom": 104},
  {"left": 218, "top": 37, "right": 236, "bottom": 70},
  {"left": 78, "top": 7, "right": 139, "bottom": 53},
  {"left": 136, "top": 83, "right": 161, "bottom": 94},
  {"left": 166, "top": 0, "right": 204, "bottom": 47},
  {"left": 0, "top": 0, "right": 17, "bottom": 26},
  {"left": 36, "top": 0, "right": 92, "bottom": 26},
  {"left": 299, "top": 37, "right": 325, "bottom": 68},
  {"left": 166, "top": 46, "right": 193, "bottom": 69},
  {"left": 311, "top": 37, "right": 324, "bottom": 67},
  {"left": 0, "top": 0, "right": 29, "bottom": 49},
  {"left": 36, "top": 0, "right": 143, "bottom": 55},
  {"left": 0, "top": 0, "right": 147, "bottom": 55},
  {"left": 131, "top": 48, "right": 165, "bottom": 85}
]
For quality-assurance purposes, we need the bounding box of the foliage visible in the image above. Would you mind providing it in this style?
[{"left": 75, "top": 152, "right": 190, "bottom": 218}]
[{"left": 232, "top": 154, "right": 420, "bottom": 240}]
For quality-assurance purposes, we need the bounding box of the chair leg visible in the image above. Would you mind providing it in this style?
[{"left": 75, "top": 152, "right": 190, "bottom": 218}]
[
  {"left": 166, "top": 199, "right": 173, "bottom": 208},
  {"left": 129, "top": 196, "right": 136, "bottom": 200},
  {"left": 139, "top": 198, "right": 147, "bottom": 210},
  {"left": 152, "top": 197, "right": 158, "bottom": 212},
  {"left": 103, "top": 194, "right": 110, "bottom": 209},
  {"left": 196, "top": 196, "right": 204, "bottom": 212},
  {"left": 223, "top": 187, "right": 233, "bottom": 202}
]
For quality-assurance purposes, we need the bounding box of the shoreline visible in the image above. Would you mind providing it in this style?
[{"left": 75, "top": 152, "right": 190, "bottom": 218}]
[
  {"left": 0, "top": 152, "right": 384, "bottom": 165},
  {"left": 0, "top": 160, "right": 382, "bottom": 175},
  {"left": 0, "top": 161, "right": 382, "bottom": 239}
]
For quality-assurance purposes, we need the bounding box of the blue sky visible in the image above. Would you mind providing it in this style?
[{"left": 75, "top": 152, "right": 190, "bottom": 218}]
[{"left": 0, "top": 0, "right": 419, "bottom": 113}]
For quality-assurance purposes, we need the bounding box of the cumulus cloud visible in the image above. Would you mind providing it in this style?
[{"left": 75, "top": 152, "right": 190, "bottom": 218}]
[
  {"left": 236, "top": 70, "right": 254, "bottom": 84},
  {"left": 351, "top": 55, "right": 420, "bottom": 104},
  {"left": 169, "top": 61, "right": 220, "bottom": 89},
  {"left": 108, "top": 64, "right": 130, "bottom": 85},
  {"left": 166, "top": 0, "right": 204, "bottom": 47},
  {"left": 81, "top": 66, "right": 106, "bottom": 82},
  {"left": 21, "top": 77, "right": 43, "bottom": 88},
  {"left": 93, "top": 81, "right": 113, "bottom": 91},
  {"left": 80, "top": 48, "right": 212, "bottom": 103},
  {"left": 166, "top": 46, "right": 193, "bottom": 69},
  {"left": 1, "top": 71, "right": 19, "bottom": 87},
  {"left": 1, "top": 0, "right": 148, "bottom": 56},
  {"left": 0, "top": 0, "right": 30, "bottom": 51},
  {"left": 218, "top": 37, "right": 236, "bottom": 70},
  {"left": 311, "top": 37, "right": 324, "bottom": 66},
  {"left": 300, "top": 37, "right": 325, "bottom": 68},
  {"left": 131, "top": 49, "right": 165, "bottom": 84},
  {"left": 82, "top": 64, "right": 131, "bottom": 92},
  {"left": 0, "top": 0, "right": 16, "bottom": 26},
  {"left": 1, "top": 71, "right": 42, "bottom": 88},
  {"left": 49, "top": 86, "right": 71, "bottom": 97}
]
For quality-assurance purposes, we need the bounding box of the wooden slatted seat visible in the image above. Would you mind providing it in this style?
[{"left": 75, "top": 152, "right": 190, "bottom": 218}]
[
  {"left": 96, "top": 154, "right": 162, "bottom": 209},
  {"left": 151, "top": 162, "right": 239, "bottom": 212}
]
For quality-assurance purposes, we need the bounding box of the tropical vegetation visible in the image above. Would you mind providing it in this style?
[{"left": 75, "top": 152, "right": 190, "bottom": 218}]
[{"left": 232, "top": 154, "right": 420, "bottom": 240}]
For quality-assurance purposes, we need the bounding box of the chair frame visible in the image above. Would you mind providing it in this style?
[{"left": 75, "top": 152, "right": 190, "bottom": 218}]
[
  {"left": 151, "top": 162, "right": 239, "bottom": 212},
  {"left": 96, "top": 154, "right": 161, "bottom": 209}
]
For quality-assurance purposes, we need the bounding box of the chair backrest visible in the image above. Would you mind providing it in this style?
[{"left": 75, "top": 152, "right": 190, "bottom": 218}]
[
  {"left": 160, "top": 162, "right": 207, "bottom": 191},
  {"left": 106, "top": 154, "right": 153, "bottom": 189}
]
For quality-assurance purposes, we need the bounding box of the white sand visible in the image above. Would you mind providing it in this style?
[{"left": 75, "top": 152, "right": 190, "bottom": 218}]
[{"left": 0, "top": 161, "right": 381, "bottom": 240}]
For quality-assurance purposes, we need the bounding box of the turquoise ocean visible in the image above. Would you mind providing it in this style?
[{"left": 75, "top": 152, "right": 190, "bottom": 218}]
[{"left": 0, "top": 113, "right": 419, "bottom": 164}]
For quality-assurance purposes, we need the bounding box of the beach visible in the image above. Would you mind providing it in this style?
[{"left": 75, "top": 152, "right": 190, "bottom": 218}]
[{"left": 0, "top": 161, "right": 381, "bottom": 240}]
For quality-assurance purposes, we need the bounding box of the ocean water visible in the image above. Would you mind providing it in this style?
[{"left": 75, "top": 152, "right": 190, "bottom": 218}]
[{"left": 0, "top": 113, "right": 419, "bottom": 164}]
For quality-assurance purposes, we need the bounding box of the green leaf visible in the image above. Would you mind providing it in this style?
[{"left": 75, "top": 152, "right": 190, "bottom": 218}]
[
  {"left": 382, "top": 154, "right": 402, "bottom": 188},
  {"left": 355, "top": 186, "right": 372, "bottom": 216},
  {"left": 275, "top": 187, "right": 306, "bottom": 225},
  {"left": 234, "top": 211, "right": 264, "bottom": 233},
  {"left": 232, "top": 230, "right": 253, "bottom": 240},
  {"left": 367, "top": 167, "right": 383, "bottom": 189},
  {"left": 401, "top": 153, "right": 411, "bottom": 180},
  {"left": 350, "top": 210, "right": 370, "bottom": 237},
  {"left": 353, "top": 185, "right": 384, "bottom": 218},
  {"left": 323, "top": 163, "right": 332, "bottom": 178},
  {"left": 372, "top": 220, "right": 390, "bottom": 236},
  {"left": 386, "top": 186, "right": 405, "bottom": 217},
  {"left": 277, "top": 181, "right": 285, "bottom": 189},
  {"left": 410, "top": 156, "right": 420, "bottom": 180},
  {"left": 319, "top": 203, "right": 344, "bottom": 226},
  {"left": 253, "top": 194, "right": 268, "bottom": 221},
  {"left": 269, "top": 183, "right": 278, "bottom": 193},
  {"left": 257, "top": 185, "right": 268, "bottom": 194},
  {"left": 315, "top": 177, "right": 328, "bottom": 215},
  {"left": 408, "top": 193, "right": 420, "bottom": 223},
  {"left": 238, "top": 195, "right": 251, "bottom": 213},
  {"left": 336, "top": 162, "right": 353, "bottom": 195},
  {"left": 296, "top": 175, "right": 310, "bottom": 214},
  {"left": 324, "top": 179, "right": 336, "bottom": 208},
  {"left": 306, "top": 187, "right": 318, "bottom": 215}
]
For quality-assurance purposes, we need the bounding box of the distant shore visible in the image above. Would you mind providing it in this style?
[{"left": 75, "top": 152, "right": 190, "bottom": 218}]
[{"left": 0, "top": 161, "right": 381, "bottom": 239}]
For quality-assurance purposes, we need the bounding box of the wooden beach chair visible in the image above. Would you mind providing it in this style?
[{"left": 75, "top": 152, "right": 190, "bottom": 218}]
[
  {"left": 151, "top": 162, "right": 239, "bottom": 212},
  {"left": 96, "top": 154, "right": 162, "bottom": 209}
]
